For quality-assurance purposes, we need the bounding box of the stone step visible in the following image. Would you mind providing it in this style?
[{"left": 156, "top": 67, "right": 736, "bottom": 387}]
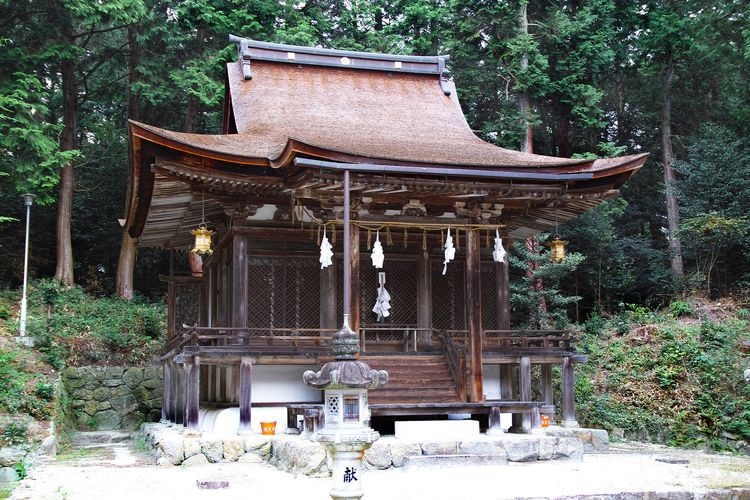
[
  {"left": 71, "top": 431, "right": 132, "bottom": 446},
  {"left": 403, "top": 453, "right": 508, "bottom": 470}
]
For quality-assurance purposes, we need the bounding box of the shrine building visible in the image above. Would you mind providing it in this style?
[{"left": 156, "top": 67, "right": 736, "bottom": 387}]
[{"left": 123, "top": 36, "right": 646, "bottom": 434}]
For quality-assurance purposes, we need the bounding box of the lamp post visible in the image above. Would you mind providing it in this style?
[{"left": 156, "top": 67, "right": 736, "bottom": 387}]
[{"left": 19, "top": 193, "right": 35, "bottom": 341}]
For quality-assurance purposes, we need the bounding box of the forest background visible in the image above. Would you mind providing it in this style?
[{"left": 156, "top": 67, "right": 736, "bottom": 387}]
[
  {"left": 0, "top": 0, "right": 749, "bottom": 457},
  {"left": 1, "top": 0, "right": 749, "bottom": 315}
]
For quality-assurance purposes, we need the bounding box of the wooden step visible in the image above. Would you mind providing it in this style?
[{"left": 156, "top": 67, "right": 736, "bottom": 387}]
[{"left": 350, "top": 354, "right": 463, "bottom": 405}]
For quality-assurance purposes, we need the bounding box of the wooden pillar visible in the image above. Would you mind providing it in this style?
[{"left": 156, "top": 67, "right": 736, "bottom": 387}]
[
  {"left": 488, "top": 406, "right": 502, "bottom": 435},
  {"left": 541, "top": 364, "right": 553, "bottom": 405},
  {"left": 499, "top": 365, "right": 514, "bottom": 400},
  {"left": 166, "top": 280, "right": 176, "bottom": 339},
  {"left": 465, "top": 229, "right": 484, "bottom": 402},
  {"left": 518, "top": 356, "right": 532, "bottom": 430},
  {"left": 417, "top": 248, "right": 432, "bottom": 349},
  {"left": 238, "top": 357, "right": 253, "bottom": 435},
  {"left": 227, "top": 366, "right": 236, "bottom": 403},
  {"left": 200, "top": 365, "right": 209, "bottom": 404},
  {"left": 531, "top": 406, "right": 542, "bottom": 430},
  {"left": 232, "top": 234, "right": 248, "bottom": 329},
  {"left": 349, "top": 223, "right": 360, "bottom": 333},
  {"left": 562, "top": 357, "right": 579, "bottom": 427},
  {"left": 320, "top": 260, "right": 337, "bottom": 331},
  {"left": 161, "top": 360, "right": 171, "bottom": 422},
  {"left": 185, "top": 356, "right": 200, "bottom": 430},
  {"left": 206, "top": 265, "right": 214, "bottom": 327},
  {"left": 173, "top": 362, "right": 184, "bottom": 425},
  {"left": 495, "top": 248, "right": 510, "bottom": 330},
  {"left": 206, "top": 364, "right": 214, "bottom": 403}
]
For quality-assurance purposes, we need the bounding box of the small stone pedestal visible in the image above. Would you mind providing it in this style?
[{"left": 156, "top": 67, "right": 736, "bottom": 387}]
[{"left": 317, "top": 431, "right": 379, "bottom": 500}]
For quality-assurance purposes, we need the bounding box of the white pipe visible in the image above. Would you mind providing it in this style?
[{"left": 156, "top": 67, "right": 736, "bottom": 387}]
[{"left": 19, "top": 195, "right": 33, "bottom": 337}]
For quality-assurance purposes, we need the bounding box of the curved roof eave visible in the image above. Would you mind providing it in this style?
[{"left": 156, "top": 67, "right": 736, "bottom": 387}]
[{"left": 130, "top": 120, "right": 650, "bottom": 176}]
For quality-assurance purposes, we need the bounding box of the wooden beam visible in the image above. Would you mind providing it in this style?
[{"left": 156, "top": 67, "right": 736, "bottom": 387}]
[
  {"left": 173, "top": 362, "right": 184, "bottom": 425},
  {"left": 495, "top": 248, "right": 510, "bottom": 330},
  {"left": 231, "top": 234, "right": 248, "bottom": 328},
  {"left": 320, "top": 260, "right": 337, "bottom": 331},
  {"left": 162, "top": 360, "right": 171, "bottom": 422},
  {"left": 349, "top": 222, "right": 360, "bottom": 332},
  {"left": 465, "top": 229, "right": 483, "bottom": 402},
  {"left": 185, "top": 356, "right": 200, "bottom": 430},
  {"left": 499, "top": 365, "right": 514, "bottom": 400},
  {"left": 562, "top": 357, "right": 579, "bottom": 427},
  {"left": 238, "top": 357, "right": 253, "bottom": 434},
  {"left": 541, "top": 364, "right": 553, "bottom": 405},
  {"left": 417, "top": 248, "right": 432, "bottom": 349},
  {"left": 518, "top": 356, "right": 532, "bottom": 431}
]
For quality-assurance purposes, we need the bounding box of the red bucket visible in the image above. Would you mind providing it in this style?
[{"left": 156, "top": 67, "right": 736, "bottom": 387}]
[{"left": 260, "top": 421, "right": 276, "bottom": 435}]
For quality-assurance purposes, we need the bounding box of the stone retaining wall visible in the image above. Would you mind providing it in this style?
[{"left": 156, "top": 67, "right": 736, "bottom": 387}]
[{"left": 64, "top": 366, "right": 163, "bottom": 430}]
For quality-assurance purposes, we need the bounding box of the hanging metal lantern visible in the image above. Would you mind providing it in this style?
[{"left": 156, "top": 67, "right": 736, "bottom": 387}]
[
  {"left": 191, "top": 224, "right": 214, "bottom": 255},
  {"left": 549, "top": 236, "right": 567, "bottom": 263}
]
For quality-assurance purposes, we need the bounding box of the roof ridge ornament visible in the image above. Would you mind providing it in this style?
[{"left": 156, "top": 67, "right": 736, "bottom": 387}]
[
  {"left": 438, "top": 57, "right": 451, "bottom": 96},
  {"left": 229, "top": 34, "right": 451, "bottom": 80},
  {"left": 233, "top": 36, "right": 252, "bottom": 80}
]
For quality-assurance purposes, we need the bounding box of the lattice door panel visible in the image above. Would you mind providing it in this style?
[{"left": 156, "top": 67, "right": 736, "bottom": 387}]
[
  {"left": 431, "top": 260, "right": 466, "bottom": 331},
  {"left": 360, "top": 258, "right": 417, "bottom": 327},
  {"left": 248, "top": 256, "right": 321, "bottom": 329},
  {"left": 480, "top": 261, "right": 498, "bottom": 330},
  {"left": 174, "top": 282, "right": 200, "bottom": 330}
]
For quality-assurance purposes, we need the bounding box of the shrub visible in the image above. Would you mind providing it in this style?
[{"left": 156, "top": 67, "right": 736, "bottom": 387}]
[
  {"left": 669, "top": 300, "right": 694, "bottom": 317},
  {"left": 23, "top": 281, "right": 167, "bottom": 366},
  {"left": 2, "top": 422, "right": 27, "bottom": 445},
  {"left": 576, "top": 311, "right": 750, "bottom": 450},
  {"left": 0, "top": 351, "right": 26, "bottom": 413},
  {"left": 34, "top": 380, "right": 55, "bottom": 401}
]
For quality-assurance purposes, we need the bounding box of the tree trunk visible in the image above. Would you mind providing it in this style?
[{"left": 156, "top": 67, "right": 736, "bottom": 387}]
[
  {"left": 518, "top": 2, "right": 533, "bottom": 154},
  {"left": 555, "top": 103, "right": 572, "bottom": 158},
  {"left": 184, "top": 96, "right": 199, "bottom": 133},
  {"left": 116, "top": 25, "right": 141, "bottom": 299},
  {"left": 661, "top": 54, "right": 684, "bottom": 280},
  {"left": 115, "top": 232, "right": 136, "bottom": 299},
  {"left": 519, "top": 4, "right": 546, "bottom": 326},
  {"left": 54, "top": 11, "right": 76, "bottom": 286}
]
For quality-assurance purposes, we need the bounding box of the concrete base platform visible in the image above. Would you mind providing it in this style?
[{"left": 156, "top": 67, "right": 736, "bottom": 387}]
[
  {"left": 403, "top": 453, "right": 506, "bottom": 469},
  {"left": 394, "top": 419, "right": 479, "bottom": 441}
]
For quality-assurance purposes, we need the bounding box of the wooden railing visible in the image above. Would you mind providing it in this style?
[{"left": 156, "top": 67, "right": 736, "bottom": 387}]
[
  {"left": 163, "top": 325, "right": 337, "bottom": 356},
  {"left": 359, "top": 325, "right": 431, "bottom": 353},
  {"left": 482, "top": 329, "right": 572, "bottom": 350},
  {"left": 164, "top": 324, "right": 572, "bottom": 357},
  {"left": 437, "top": 330, "right": 467, "bottom": 401}
]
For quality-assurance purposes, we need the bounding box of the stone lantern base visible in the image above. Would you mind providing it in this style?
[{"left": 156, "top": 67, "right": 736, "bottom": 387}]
[{"left": 316, "top": 428, "right": 380, "bottom": 500}]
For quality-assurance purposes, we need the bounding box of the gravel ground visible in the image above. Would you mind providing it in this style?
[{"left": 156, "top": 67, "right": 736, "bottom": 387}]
[{"left": 8, "top": 437, "right": 750, "bottom": 500}]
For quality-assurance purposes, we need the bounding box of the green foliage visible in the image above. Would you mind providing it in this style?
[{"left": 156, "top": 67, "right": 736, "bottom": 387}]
[
  {"left": 34, "top": 381, "right": 55, "bottom": 401},
  {"left": 13, "top": 460, "right": 26, "bottom": 480},
  {"left": 0, "top": 350, "right": 53, "bottom": 420},
  {"left": 577, "top": 309, "right": 750, "bottom": 449},
  {"left": 2, "top": 422, "right": 27, "bottom": 446},
  {"left": 509, "top": 234, "right": 585, "bottom": 329},
  {"left": 669, "top": 301, "right": 693, "bottom": 318},
  {"left": 25, "top": 279, "right": 166, "bottom": 366},
  {"left": 0, "top": 68, "right": 77, "bottom": 205}
]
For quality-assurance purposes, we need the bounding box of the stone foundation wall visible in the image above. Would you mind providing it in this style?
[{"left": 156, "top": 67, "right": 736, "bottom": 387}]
[
  {"left": 141, "top": 422, "right": 596, "bottom": 475},
  {"left": 64, "top": 366, "right": 163, "bottom": 430}
]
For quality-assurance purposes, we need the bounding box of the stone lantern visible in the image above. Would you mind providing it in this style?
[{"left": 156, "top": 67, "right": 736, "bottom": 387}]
[{"left": 304, "top": 315, "right": 388, "bottom": 500}]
